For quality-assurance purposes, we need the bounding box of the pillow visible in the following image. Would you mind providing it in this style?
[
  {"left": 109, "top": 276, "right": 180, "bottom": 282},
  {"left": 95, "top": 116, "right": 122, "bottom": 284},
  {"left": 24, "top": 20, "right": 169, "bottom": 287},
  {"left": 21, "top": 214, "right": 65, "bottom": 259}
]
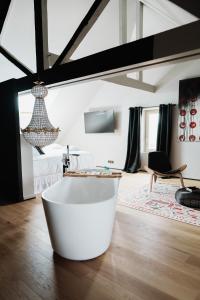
[
  {"left": 59, "top": 145, "right": 80, "bottom": 151},
  {"left": 68, "top": 145, "right": 80, "bottom": 151},
  {"left": 32, "top": 147, "right": 40, "bottom": 157},
  {"left": 35, "top": 146, "right": 45, "bottom": 155},
  {"left": 42, "top": 143, "right": 80, "bottom": 155},
  {"left": 32, "top": 147, "right": 45, "bottom": 156},
  {"left": 45, "top": 143, "right": 63, "bottom": 150},
  {"left": 43, "top": 143, "right": 63, "bottom": 154}
]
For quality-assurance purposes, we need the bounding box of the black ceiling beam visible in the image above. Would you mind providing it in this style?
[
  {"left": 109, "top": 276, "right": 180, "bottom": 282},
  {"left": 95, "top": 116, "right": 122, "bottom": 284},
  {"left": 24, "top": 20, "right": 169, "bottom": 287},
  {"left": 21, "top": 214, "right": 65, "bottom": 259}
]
[
  {"left": 0, "top": 0, "right": 11, "bottom": 35},
  {"left": 168, "top": 0, "right": 200, "bottom": 18},
  {"left": 53, "top": 0, "right": 110, "bottom": 67},
  {"left": 16, "top": 20, "right": 200, "bottom": 93},
  {"left": 0, "top": 46, "right": 33, "bottom": 76},
  {"left": 34, "top": 0, "right": 49, "bottom": 75}
]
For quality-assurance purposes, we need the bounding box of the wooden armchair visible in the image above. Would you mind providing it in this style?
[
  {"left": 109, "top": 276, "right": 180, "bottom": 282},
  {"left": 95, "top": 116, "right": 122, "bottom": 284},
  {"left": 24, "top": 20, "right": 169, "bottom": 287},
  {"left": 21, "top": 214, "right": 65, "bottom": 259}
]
[{"left": 144, "top": 151, "right": 187, "bottom": 192}]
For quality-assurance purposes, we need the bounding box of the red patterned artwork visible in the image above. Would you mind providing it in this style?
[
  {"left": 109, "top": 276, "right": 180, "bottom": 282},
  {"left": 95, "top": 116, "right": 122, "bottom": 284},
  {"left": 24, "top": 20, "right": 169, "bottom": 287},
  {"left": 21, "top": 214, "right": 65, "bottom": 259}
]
[
  {"left": 189, "top": 135, "right": 196, "bottom": 142},
  {"left": 180, "top": 122, "right": 186, "bottom": 129},
  {"left": 190, "top": 108, "right": 197, "bottom": 115},
  {"left": 178, "top": 77, "right": 200, "bottom": 142},
  {"left": 190, "top": 121, "right": 196, "bottom": 128},
  {"left": 180, "top": 109, "right": 186, "bottom": 116},
  {"left": 179, "top": 135, "right": 185, "bottom": 142}
]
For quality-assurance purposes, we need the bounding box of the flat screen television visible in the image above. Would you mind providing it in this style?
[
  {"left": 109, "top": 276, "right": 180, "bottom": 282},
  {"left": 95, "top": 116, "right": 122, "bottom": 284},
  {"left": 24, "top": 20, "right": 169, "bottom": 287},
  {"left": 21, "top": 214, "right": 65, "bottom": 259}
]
[{"left": 84, "top": 110, "right": 115, "bottom": 133}]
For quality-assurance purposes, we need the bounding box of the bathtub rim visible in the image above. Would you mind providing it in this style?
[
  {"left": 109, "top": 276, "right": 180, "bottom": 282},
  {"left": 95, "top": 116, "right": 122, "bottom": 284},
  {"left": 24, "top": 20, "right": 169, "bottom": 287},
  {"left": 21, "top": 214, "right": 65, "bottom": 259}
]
[
  {"left": 42, "top": 177, "right": 120, "bottom": 206},
  {"left": 42, "top": 194, "right": 118, "bottom": 206}
]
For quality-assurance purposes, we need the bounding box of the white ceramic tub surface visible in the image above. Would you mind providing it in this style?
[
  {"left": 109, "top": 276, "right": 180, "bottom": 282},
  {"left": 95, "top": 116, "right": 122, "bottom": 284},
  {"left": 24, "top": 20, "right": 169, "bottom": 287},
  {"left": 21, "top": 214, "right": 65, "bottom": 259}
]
[{"left": 42, "top": 176, "right": 119, "bottom": 260}]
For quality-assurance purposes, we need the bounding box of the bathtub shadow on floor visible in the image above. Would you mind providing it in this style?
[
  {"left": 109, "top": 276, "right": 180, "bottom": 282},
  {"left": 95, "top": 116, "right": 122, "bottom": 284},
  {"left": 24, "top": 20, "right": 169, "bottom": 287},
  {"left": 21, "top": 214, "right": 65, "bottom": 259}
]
[{"left": 52, "top": 250, "right": 108, "bottom": 299}]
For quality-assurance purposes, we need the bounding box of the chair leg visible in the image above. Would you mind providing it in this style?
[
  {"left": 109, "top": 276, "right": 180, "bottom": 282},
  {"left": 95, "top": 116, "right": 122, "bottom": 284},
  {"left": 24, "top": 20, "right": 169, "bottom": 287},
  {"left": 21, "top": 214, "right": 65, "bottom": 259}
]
[
  {"left": 150, "top": 174, "right": 154, "bottom": 192},
  {"left": 154, "top": 175, "right": 157, "bottom": 183},
  {"left": 179, "top": 173, "right": 185, "bottom": 188}
]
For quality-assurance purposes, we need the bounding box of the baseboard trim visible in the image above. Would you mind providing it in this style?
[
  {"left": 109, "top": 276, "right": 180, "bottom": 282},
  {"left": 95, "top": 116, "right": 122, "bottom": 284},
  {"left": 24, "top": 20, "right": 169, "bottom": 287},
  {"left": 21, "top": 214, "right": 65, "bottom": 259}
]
[{"left": 23, "top": 194, "right": 36, "bottom": 200}]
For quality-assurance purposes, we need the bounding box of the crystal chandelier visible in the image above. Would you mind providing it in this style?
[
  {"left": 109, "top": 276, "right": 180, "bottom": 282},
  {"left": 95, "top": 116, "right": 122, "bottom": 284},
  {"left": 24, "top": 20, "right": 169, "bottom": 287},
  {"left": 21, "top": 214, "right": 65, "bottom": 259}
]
[{"left": 21, "top": 81, "right": 60, "bottom": 147}]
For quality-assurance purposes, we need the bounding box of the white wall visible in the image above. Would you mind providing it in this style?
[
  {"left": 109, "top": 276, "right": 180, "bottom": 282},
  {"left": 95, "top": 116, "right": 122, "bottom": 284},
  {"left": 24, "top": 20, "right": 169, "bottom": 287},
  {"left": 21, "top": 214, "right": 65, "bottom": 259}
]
[
  {"left": 47, "top": 81, "right": 103, "bottom": 143},
  {"left": 20, "top": 135, "right": 35, "bottom": 199},
  {"left": 59, "top": 59, "right": 200, "bottom": 179},
  {"left": 62, "top": 80, "right": 176, "bottom": 169}
]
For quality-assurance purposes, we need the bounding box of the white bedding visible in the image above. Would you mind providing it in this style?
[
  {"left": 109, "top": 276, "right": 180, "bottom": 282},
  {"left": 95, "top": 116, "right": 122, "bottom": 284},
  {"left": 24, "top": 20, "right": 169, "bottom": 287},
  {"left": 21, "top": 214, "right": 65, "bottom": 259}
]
[{"left": 33, "top": 145, "right": 94, "bottom": 194}]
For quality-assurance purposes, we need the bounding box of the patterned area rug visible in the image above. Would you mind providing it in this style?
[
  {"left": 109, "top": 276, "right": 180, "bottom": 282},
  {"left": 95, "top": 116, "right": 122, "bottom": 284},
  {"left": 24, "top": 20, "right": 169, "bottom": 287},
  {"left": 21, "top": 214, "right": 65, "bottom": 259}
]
[{"left": 118, "top": 183, "right": 200, "bottom": 226}]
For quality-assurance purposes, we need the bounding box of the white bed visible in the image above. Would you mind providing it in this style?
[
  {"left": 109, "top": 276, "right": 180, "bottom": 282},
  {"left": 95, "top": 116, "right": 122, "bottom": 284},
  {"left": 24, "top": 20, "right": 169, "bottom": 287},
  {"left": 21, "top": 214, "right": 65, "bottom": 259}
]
[{"left": 33, "top": 144, "right": 94, "bottom": 194}]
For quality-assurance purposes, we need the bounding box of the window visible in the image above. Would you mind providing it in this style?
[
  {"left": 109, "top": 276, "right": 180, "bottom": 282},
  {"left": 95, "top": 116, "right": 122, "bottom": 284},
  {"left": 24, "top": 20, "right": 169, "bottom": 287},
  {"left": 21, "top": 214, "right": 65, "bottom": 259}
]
[{"left": 142, "top": 108, "right": 159, "bottom": 153}]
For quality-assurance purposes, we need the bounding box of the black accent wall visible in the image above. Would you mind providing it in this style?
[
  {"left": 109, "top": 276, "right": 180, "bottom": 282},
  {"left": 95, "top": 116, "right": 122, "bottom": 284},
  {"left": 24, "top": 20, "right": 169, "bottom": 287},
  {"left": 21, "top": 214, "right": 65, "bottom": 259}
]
[{"left": 0, "top": 79, "right": 23, "bottom": 204}]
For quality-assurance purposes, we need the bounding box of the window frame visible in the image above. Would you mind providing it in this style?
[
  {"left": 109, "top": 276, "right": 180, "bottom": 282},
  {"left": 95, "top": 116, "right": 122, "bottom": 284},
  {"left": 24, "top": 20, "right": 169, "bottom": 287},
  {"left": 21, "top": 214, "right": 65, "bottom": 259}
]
[{"left": 141, "top": 107, "right": 159, "bottom": 153}]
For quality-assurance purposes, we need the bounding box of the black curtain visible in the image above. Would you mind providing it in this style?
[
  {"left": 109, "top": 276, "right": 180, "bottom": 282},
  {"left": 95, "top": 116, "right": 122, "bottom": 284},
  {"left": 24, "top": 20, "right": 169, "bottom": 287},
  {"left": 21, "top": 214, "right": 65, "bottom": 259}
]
[
  {"left": 124, "top": 107, "right": 142, "bottom": 173},
  {"left": 156, "top": 104, "right": 173, "bottom": 156}
]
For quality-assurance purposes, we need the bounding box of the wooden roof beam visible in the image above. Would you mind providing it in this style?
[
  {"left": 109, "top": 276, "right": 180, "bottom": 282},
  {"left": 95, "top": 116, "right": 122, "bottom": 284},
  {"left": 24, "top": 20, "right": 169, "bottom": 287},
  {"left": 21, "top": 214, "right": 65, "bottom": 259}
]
[
  {"left": 34, "top": 0, "right": 49, "bottom": 74},
  {"left": 0, "top": 46, "right": 33, "bottom": 76},
  {"left": 53, "top": 0, "right": 110, "bottom": 67},
  {"left": 16, "top": 20, "right": 200, "bottom": 93},
  {"left": 0, "top": 0, "right": 11, "bottom": 36},
  {"left": 48, "top": 52, "right": 155, "bottom": 92},
  {"left": 105, "top": 75, "right": 156, "bottom": 93}
]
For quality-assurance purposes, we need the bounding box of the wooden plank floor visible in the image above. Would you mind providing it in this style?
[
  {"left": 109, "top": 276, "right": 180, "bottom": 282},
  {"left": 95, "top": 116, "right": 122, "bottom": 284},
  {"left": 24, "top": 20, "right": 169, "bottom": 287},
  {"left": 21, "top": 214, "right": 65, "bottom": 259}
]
[{"left": 0, "top": 178, "right": 200, "bottom": 299}]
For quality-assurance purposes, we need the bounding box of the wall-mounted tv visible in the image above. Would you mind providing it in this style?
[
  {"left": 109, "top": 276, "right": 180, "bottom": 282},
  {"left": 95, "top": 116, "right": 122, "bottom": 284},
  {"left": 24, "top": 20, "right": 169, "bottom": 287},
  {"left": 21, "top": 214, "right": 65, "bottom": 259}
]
[{"left": 84, "top": 110, "right": 115, "bottom": 133}]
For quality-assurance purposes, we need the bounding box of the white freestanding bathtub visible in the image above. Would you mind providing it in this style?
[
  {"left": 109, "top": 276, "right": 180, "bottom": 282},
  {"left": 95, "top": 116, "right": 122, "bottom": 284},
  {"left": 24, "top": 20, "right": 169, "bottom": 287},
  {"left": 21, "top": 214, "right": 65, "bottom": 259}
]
[{"left": 42, "top": 176, "right": 120, "bottom": 260}]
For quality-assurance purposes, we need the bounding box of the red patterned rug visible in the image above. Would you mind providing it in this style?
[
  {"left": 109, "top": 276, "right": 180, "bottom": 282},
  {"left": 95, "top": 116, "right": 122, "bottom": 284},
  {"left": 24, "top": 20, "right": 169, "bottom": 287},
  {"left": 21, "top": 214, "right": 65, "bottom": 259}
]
[{"left": 118, "top": 183, "right": 200, "bottom": 226}]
